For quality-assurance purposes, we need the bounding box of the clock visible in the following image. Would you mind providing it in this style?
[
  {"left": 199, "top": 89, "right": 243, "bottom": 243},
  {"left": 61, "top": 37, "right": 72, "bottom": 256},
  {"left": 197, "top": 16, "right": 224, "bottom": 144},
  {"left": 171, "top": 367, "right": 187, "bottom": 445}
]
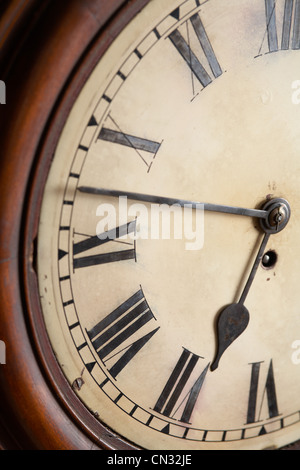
[{"left": 1, "top": 0, "right": 300, "bottom": 450}]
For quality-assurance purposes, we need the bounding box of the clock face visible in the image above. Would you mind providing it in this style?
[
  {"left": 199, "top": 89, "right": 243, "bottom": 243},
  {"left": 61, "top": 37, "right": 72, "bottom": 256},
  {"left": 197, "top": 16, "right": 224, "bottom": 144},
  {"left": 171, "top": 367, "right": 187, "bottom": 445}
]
[{"left": 37, "top": 0, "right": 300, "bottom": 450}]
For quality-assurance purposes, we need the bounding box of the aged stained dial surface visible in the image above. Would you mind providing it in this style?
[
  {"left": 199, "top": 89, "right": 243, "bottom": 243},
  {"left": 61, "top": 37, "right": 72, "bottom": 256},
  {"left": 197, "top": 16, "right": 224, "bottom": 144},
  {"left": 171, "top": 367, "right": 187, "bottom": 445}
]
[{"left": 37, "top": 0, "right": 300, "bottom": 449}]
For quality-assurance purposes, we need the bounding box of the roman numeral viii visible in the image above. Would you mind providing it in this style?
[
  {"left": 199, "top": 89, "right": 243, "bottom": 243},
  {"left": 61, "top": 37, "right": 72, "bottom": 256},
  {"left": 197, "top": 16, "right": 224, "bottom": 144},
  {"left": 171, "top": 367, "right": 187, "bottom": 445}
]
[
  {"left": 153, "top": 348, "right": 209, "bottom": 424},
  {"left": 169, "top": 12, "right": 222, "bottom": 89},
  {"left": 73, "top": 221, "right": 136, "bottom": 270},
  {"left": 86, "top": 288, "right": 159, "bottom": 379},
  {"left": 265, "top": 0, "right": 300, "bottom": 52}
]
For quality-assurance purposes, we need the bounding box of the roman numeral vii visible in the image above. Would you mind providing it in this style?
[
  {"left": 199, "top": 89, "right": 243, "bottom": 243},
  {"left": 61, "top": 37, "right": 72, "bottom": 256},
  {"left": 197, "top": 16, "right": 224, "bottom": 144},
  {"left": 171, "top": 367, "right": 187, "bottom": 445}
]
[{"left": 154, "top": 348, "right": 209, "bottom": 424}]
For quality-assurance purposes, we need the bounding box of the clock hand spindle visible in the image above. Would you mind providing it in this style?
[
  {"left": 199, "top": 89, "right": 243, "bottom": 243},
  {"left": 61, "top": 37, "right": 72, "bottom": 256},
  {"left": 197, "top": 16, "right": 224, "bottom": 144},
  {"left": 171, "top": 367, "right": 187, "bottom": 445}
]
[{"left": 210, "top": 198, "right": 291, "bottom": 372}]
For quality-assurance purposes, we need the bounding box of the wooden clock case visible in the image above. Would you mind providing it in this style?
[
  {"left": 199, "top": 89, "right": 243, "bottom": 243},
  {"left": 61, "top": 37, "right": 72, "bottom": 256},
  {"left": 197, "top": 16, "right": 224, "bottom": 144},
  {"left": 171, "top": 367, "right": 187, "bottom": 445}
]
[{"left": 0, "top": 0, "right": 148, "bottom": 450}]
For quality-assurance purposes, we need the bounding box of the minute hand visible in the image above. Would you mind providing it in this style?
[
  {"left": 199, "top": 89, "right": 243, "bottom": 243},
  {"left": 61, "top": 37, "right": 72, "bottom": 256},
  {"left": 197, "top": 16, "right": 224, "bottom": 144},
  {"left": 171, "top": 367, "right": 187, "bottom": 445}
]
[{"left": 78, "top": 186, "right": 268, "bottom": 220}]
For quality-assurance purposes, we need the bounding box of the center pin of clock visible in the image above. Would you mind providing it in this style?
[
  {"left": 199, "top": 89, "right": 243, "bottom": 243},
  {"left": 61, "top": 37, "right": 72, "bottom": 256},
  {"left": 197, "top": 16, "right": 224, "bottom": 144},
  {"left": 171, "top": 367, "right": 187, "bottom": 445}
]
[{"left": 260, "top": 197, "right": 291, "bottom": 234}]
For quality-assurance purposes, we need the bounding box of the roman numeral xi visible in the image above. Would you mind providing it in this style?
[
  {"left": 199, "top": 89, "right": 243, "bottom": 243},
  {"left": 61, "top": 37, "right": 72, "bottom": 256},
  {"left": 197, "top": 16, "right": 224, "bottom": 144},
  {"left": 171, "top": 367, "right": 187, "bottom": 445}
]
[{"left": 169, "top": 11, "right": 222, "bottom": 88}]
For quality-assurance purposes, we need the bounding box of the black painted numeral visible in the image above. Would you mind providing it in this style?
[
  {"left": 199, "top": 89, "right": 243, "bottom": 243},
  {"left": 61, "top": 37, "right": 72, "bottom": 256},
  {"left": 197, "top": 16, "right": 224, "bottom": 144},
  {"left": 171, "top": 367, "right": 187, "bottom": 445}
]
[
  {"left": 73, "top": 221, "right": 136, "bottom": 269},
  {"left": 169, "top": 12, "right": 222, "bottom": 88},
  {"left": 153, "top": 348, "right": 209, "bottom": 424},
  {"left": 99, "top": 128, "right": 161, "bottom": 154},
  {"left": 246, "top": 360, "right": 280, "bottom": 424},
  {"left": 98, "top": 115, "right": 161, "bottom": 172},
  {"left": 86, "top": 288, "right": 159, "bottom": 379},
  {"left": 265, "top": 0, "right": 300, "bottom": 52}
]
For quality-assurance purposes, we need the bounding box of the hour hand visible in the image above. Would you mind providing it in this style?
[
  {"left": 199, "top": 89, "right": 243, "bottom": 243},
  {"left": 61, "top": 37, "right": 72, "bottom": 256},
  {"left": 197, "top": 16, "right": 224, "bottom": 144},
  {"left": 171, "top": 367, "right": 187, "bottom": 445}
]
[
  {"left": 210, "top": 198, "right": 291, "bottom": 371},
  {"left": 210, "top": 233, "right": 270, "bottom": 372}
]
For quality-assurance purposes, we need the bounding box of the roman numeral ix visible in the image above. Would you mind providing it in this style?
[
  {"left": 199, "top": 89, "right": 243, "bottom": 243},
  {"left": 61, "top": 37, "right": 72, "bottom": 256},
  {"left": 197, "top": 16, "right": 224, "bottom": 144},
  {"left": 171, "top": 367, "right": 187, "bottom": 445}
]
[{"left": 73, "top": 221, "right": 136, "bottom": 270}]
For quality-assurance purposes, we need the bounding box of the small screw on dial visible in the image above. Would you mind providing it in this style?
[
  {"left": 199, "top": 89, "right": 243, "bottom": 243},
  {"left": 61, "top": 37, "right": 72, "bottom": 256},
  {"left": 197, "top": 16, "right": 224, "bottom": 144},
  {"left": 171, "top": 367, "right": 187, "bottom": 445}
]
[
  {"left": 260, "top": 198, "right": 291, "bottom": 234},
  {"left": 262, "top": 250, "right": 277, "bottom": 269}
]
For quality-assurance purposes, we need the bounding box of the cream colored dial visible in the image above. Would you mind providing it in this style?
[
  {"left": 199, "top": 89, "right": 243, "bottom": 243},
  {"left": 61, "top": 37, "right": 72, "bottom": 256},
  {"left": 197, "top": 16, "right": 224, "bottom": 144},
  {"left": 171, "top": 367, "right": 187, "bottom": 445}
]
[{"left": 38, "top": 0, "right": 300, "bottom": 450}]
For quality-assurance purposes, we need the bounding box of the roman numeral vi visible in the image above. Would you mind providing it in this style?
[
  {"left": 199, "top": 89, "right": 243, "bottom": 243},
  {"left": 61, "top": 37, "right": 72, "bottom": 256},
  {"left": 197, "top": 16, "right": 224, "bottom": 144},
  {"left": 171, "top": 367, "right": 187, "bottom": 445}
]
[{"left": 246, "top": 359, "right": 280, "bottom": 424}]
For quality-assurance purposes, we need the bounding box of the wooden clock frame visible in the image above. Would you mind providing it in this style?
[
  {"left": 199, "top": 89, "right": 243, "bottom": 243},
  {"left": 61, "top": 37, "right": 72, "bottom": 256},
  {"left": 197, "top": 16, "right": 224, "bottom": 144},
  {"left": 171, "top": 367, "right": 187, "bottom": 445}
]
[
  {"left": 0, "top": 0, "right": 148, "bottom": 450},
  {"left": 1, "top": 0, "right": 300, "bottom": 451}
]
